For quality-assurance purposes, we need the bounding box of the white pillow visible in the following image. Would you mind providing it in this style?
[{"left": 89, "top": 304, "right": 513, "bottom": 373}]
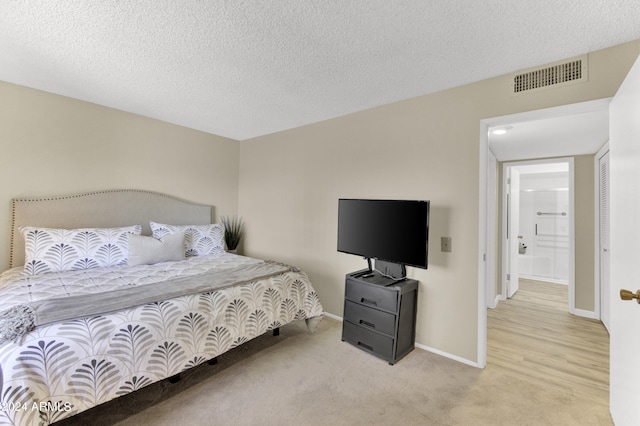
[
  {"left": 20, "top": 225, "right": 142, "bottom": 275},
  {"left": 127, "top": 231, "right": 186, "bottom": 266},
  {"left": 150, "top": 222, "right": 224, "bottom": 257}
]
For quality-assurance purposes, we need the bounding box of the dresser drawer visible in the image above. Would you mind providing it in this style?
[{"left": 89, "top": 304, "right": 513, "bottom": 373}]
[
  {"left": 345, "top": 279, "right": 398, "bottom": 312},
  {"left": 344, "top": 300, "right": 396, "bottom": 336},
  {"left": 342, "top": 321, "right": 394, "bottom": 360}
]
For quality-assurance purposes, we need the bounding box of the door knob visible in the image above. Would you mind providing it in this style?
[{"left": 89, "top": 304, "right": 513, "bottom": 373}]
[{"left": 620, "top": 289, "right": 640, "bottom": 303}]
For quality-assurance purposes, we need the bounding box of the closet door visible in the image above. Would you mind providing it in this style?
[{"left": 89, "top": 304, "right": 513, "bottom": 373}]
[{"left": 598, "top": 148, "right": 610, "bottom": 332}]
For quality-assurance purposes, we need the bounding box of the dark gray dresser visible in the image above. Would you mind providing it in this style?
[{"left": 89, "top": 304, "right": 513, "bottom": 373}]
[{"left": 341, "top": 270, "right": 418, "bottom": 365}]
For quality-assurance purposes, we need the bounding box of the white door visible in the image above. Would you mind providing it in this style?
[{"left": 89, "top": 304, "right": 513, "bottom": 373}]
[
  {"left": 507, "top": 167, "right": 520, "bottom": 298},
  {"left": 609, "top": 53, "right": 640, "bottom": 425},
  {"left": 598, "top": 148, "right": 610, "bottom": 333}
]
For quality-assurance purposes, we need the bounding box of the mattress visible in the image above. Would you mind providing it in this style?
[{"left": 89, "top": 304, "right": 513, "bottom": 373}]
[{"left": 0, "top": 252, "right": 323, "bottom": 425}]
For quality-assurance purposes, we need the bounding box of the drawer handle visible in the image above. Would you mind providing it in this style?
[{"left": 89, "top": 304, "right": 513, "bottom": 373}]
[
  {"left": 359, "top": 319, "right": 375, "bottom": 329},
  {"left": 361, "top": 298, "right": 377, "bottom": 306},
  {"left": 357, "top": 341, "right": 373, "bottom": 352}
]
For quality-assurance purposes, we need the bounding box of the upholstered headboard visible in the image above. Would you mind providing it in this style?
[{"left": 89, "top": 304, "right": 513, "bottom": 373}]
[{"left": 10, "top": 189, "right": 213, "bottom": 268}]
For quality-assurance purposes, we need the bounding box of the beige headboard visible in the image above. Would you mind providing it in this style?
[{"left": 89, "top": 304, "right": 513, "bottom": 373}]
[{"left": 10, "top": 189, "right": 213, "bottom": 268}]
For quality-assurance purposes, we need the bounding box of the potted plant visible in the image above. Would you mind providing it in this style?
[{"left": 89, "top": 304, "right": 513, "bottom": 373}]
[{"left": 221, "top": 215, "right": 244, "bottom": 254}]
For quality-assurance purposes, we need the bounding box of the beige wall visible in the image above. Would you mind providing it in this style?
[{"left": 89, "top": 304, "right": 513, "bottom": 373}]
[
  {"left": 239, "top": 41, "right": 640, "bottom": 363},
  {"left": 0, "top": 81, "right": 240, "bottom": 272},
  {"left": 574, "top": 155, "right": 596, "bottom": 311}
]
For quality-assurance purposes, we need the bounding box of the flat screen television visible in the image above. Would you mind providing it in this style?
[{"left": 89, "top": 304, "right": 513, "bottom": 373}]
[{"left": 337, "top": 199, "right": 430, "bottom": 272}]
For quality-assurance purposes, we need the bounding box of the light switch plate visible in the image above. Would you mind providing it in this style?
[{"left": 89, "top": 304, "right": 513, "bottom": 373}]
[{"left": 441, "top": 237, "right": 452, "bottom": 252}]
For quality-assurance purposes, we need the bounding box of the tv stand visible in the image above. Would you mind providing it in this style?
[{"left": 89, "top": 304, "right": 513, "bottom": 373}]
[
  {"left": 386, "top": 277, "right": 407, "bottom": 286},
  {"left": 374, "top": 259, "right": 406, "bottom": 280},
  {"left": 358, "top": 259, "right": 407, "bottom": 280},
  {"left": 341, "top": 269, "right": 418, "bottom": 365}
]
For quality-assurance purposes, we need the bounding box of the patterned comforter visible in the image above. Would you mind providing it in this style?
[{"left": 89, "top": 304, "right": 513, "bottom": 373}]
[{"left": 0, "top": 253, "right": 323, "bottom": 425}]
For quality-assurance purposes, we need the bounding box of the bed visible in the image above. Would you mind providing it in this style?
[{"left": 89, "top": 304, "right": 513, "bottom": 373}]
[{"left": 0, "top": 190, "right": 323, "bottom": 425}]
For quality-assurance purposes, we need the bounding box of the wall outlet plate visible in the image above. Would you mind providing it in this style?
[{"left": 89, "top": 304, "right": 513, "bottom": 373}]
[{"left": 441, "top": 237, "right": 452, "bottom": 252}]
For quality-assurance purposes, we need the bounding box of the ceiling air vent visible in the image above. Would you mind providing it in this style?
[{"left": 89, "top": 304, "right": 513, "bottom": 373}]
[{"left": 511, "top": 55, "right": 588, "bottom": 94}]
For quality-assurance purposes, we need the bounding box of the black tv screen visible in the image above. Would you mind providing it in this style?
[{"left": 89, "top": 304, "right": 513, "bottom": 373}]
[{"left": 337, "top": 199, "right": 430, "bottom": 269}]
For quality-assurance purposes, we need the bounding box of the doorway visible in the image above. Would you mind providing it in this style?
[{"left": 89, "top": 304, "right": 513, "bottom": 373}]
[
  {"left": 477, "top": 98, "right": 611, "bottom": 368},
  {"left": 501, "top": 159, "right": 573, "bottom": 310}
]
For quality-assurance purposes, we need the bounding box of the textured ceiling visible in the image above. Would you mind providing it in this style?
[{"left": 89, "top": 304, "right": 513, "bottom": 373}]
[
  {"left": 1, "top": 1, "right": 640, "bottom": 140},
  {"left": 489, "top": 106, "right": 610, "bottom": 161}
]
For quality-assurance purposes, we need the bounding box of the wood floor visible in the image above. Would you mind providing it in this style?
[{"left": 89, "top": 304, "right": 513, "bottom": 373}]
[{"left": 487, "top": 278, "right": 610, "bottom": 408}]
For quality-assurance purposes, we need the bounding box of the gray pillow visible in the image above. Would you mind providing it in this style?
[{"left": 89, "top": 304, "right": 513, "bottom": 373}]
[{"left": 127, "top": 231, "right": 186, "bottom": 266}]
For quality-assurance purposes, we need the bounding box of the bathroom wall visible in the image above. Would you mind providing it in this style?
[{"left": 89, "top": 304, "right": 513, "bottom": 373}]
[{"left": 518, "top": 168, "right": 570, "bottom": 283}]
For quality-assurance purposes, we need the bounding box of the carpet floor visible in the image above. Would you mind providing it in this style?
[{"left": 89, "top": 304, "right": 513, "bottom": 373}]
[{"left": 58, "top": 314, "right": 611, "bottom": 426}]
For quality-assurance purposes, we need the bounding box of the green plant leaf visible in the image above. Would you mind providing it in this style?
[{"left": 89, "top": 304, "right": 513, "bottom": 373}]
[{"left": 221, "top": 215, "right": 244, "bottom": 250}]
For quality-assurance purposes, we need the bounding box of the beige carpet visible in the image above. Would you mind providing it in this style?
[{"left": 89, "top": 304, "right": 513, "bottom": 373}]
[{"left": 57, "top": 316, "right": 611, "bottom": 426}]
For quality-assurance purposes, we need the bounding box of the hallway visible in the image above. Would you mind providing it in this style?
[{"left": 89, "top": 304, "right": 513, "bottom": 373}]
[{"left": 487, "top": 279, "right": 609, "bottom": 407}]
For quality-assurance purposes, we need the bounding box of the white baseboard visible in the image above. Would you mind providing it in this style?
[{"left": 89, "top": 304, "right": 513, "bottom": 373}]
[
  {"left": 322, "top": 312, "right": 480, "bottom": 368},
  {"left": 519, "top": 274, "right": 568, "bottom": 285},
  {"left": 487, "top": 295, "right": 501, "bottom": 309},
  {"left": 322, "top": 312, "right": 342, "bottom": 322},
  {"left": 414, "top": 343, "right": 480, "bottom": 368},
  {"left": 573, "top": 308, "right": 597, "bottom": 319}
]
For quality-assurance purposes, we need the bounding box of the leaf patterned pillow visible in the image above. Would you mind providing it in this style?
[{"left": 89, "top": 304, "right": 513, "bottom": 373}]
[
  {"left": 20, "top": 225, "right": 142, "bottom": 275},
  {"left": 150, "top": 222, "right": 224, "bottom": 257}
]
